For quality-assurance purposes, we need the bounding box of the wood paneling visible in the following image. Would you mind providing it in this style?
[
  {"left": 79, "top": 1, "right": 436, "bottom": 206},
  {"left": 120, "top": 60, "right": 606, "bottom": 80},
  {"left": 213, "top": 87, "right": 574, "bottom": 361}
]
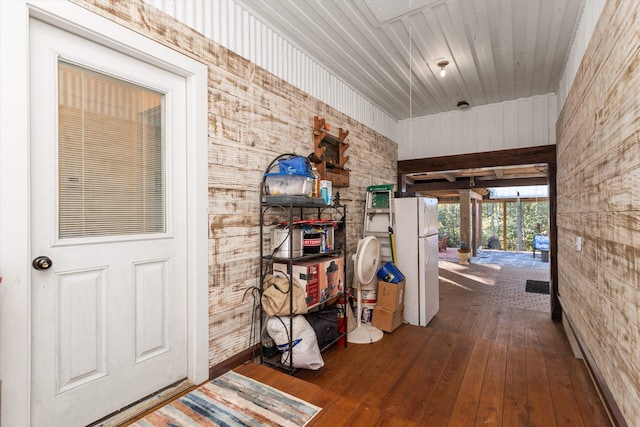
[
  {"left": 74, "top": 0, "right": 397, "bottom": 369},
  {"left": 144, "top": 0, "right": 396, "bottom": 139},
  {"left": 556, "top": 0, "right": 640, "bottom": 425},
  {"left": 398, "top": 94, "right": 556, "bottom": 160}
]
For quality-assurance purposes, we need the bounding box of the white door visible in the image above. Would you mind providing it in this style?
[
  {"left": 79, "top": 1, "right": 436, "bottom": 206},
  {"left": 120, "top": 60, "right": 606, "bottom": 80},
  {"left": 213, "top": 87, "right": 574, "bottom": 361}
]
[{"left": 30, "top": 18, "right": 188, "bottom": 426}]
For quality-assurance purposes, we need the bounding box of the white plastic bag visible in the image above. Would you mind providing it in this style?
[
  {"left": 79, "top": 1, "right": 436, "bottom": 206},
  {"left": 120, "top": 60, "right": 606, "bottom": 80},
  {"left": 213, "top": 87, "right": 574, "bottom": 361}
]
[{"left": 266, "top": 315, "right": 324, "bottom": 370}]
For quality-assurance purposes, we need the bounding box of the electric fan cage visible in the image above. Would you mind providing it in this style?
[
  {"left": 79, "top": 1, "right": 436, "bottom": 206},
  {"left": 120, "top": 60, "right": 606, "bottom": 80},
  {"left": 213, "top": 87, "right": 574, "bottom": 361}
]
[{"left": 354, "top": 235, "right": 379, "bottom": 290}]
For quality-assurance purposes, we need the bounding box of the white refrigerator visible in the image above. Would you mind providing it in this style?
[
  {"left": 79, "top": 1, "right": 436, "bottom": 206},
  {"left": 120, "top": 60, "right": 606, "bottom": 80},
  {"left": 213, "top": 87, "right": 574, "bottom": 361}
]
[{"left": 394, "top": 197, "right": 439, "bottom": 326}]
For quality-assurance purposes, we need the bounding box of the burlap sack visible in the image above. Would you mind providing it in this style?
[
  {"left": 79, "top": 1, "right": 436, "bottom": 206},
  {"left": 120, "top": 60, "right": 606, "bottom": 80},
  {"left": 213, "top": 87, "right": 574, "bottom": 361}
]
[{"left": 261, "top": 273, "right": 308, "bottom": 317}]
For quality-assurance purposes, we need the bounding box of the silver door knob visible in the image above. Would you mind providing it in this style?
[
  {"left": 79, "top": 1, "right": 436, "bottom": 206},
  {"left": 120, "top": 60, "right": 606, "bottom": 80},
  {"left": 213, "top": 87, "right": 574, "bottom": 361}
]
[{"left": 32, "top": 256, "right": 53, "bottom": 270}]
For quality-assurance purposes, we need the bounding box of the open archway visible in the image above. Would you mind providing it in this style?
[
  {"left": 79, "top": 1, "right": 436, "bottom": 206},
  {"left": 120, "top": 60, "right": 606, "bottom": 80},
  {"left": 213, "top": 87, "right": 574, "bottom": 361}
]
[{"left": 397, "top": 146, "right": 560, "bottom": 319}]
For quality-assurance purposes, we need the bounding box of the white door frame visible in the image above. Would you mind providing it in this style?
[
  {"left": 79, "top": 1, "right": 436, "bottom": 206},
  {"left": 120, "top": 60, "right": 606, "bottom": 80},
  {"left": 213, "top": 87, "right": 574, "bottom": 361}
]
[{"left": 0, "top": 2, "right": 209, "bottom": 426}]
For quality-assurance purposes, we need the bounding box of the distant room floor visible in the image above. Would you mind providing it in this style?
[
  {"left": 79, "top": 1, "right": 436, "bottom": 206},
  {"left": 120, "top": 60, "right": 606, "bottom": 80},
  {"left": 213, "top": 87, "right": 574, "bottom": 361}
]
[{"left": 439, "top": 250, "right": 550, "bottom": 312}]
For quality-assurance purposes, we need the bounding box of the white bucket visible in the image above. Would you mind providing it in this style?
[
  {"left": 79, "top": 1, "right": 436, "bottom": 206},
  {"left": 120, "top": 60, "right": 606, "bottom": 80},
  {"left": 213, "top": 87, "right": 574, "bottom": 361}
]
[{"left": 361, "top": 289, "right": 377, "bottom": 305}]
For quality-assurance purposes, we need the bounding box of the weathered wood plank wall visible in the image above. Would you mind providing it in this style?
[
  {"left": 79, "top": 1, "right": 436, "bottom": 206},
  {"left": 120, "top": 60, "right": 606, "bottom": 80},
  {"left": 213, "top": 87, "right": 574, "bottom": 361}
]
[
  {"left": 556, "top": 0, "right": 640, "bottom": 425},
  {"left": 72, "top": 0, "right": 397, "bottom": 367},
  {"left": 145, "top": 0, "right": 398, "bottom": 140}
]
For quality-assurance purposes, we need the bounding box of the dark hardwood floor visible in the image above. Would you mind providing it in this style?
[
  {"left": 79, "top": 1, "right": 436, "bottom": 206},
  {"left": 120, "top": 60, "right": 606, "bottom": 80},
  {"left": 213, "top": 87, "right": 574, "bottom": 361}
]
[{"left": 236, "top": 275, "right": 611, "bottom": 426}]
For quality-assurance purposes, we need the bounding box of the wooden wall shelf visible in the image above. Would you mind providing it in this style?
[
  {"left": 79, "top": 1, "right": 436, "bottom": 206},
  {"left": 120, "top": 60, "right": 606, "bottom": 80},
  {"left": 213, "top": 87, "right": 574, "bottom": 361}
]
[{"left": 313, "top": 116, "right": 350, "bottom": 187}]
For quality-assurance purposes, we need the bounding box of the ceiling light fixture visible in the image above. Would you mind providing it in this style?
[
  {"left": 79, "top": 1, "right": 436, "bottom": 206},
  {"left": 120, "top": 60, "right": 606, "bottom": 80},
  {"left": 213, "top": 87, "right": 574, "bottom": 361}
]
[
  {"left": 457, "top": 100, "right": 470, "bottom": 110},
  {"left": 437, "top": 60, "right": 449, "bottom": 77}
]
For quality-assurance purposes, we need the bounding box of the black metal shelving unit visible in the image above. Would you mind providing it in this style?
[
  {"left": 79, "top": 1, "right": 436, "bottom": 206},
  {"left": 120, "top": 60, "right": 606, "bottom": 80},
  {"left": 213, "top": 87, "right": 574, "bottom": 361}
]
[{"left": 259, "top": 164, "right": 348, "bottom": 375}]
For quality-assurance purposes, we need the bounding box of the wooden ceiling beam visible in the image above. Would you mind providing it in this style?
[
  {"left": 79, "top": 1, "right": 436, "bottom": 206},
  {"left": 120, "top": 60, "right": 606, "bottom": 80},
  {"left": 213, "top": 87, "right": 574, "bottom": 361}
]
[
  {"left": 397, "top": 146, "right": 556, "bottom": 175},
  {"left": 406, "top": 176, "right": 548, "bottom": 192},
  {"left": 441, "top": 172, "right": 457, "bottom": 182}
]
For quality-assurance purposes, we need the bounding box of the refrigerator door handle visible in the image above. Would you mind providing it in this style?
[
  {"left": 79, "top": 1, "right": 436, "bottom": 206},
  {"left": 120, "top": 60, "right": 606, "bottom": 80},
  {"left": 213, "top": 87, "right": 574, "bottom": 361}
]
[{"left": 423, "top": 237, "right": 432, "bottom": 268}]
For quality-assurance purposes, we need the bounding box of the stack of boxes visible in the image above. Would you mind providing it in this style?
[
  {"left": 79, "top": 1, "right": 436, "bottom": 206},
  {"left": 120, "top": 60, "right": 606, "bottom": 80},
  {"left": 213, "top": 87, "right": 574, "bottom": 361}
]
[{"left": 372, "top": 278, "right": 405, "bottom": 332}]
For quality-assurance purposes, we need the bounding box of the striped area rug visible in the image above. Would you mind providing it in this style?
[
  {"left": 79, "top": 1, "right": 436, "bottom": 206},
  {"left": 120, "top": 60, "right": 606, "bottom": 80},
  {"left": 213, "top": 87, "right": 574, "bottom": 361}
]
[{"left": 130, "top": 370, "right": 321, "bottom": 427}]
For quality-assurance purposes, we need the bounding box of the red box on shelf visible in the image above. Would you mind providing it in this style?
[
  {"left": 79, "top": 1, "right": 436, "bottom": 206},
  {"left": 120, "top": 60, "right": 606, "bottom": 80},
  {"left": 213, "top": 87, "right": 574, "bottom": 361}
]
[
  {"left": 274, "top": 255, "right": 344, "bottom": 307},
  {"left": 273, "top": 260, "right": 320, "bottom": 307}
]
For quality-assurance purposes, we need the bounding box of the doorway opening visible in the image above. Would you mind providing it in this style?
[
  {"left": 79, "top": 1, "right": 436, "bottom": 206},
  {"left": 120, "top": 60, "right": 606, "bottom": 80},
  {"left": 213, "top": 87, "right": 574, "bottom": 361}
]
[{"left": 397, "top": 146, "right": 558, "bottom": 317}]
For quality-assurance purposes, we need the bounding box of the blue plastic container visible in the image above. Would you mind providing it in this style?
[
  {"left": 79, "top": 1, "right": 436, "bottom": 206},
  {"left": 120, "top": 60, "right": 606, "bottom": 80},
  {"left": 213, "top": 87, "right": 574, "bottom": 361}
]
[{"left": 377, "top": 262, "right": 405, "bottom": 284}]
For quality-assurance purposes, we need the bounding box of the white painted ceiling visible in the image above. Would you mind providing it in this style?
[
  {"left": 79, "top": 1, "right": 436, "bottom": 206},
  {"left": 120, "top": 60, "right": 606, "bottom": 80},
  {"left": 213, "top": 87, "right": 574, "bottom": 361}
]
[{"left": 234, "top": 0, "right": 584, "bottom": 120}]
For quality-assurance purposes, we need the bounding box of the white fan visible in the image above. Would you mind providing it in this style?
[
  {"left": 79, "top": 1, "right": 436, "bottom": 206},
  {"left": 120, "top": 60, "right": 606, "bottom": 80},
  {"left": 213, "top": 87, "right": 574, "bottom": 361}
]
[{"left": 348, "top": 236, "right": 384, "bottom": 344}]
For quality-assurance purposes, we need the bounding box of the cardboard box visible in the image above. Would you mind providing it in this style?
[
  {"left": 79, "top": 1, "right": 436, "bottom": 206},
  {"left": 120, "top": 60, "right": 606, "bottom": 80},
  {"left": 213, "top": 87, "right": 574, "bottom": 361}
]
[
  {"left": 318, "top": 256, "right": 344, "bottom": 302},
  {"left": 273, "top": 260, "right": 320, "bottom": 307},
  {"left": 376, "top": 279, "right": 405, "bottom": 311},
  {"left": 372, "top": 304, "right": 404, "bottom": 333},
  {"left": 273, "top": 255, "right": 344, "bottom": 307}
]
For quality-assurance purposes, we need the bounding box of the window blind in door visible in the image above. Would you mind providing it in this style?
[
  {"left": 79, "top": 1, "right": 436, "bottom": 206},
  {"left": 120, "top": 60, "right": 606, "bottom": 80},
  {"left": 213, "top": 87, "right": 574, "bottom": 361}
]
[{"left": 57, "top": 61, "right": 166, "bottom": 239}]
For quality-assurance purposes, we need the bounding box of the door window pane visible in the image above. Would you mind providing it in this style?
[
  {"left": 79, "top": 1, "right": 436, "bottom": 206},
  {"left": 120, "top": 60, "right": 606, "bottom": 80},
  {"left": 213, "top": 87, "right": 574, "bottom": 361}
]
[{"left": 58, "top": 62, "right": 165, "bottom": 238}]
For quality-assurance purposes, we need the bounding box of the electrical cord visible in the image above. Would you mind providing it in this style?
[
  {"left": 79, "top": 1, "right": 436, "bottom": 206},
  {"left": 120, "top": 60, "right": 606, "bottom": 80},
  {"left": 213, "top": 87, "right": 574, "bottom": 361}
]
[{"left": 242, "top": 285, "right": 262, "bottom": 360}]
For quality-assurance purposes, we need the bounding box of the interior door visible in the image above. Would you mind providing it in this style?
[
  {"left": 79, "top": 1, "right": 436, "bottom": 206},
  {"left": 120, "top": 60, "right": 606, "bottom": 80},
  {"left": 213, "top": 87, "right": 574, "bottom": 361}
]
[{"left": 29, "top": 18, "right": 188, "bottom": 426}]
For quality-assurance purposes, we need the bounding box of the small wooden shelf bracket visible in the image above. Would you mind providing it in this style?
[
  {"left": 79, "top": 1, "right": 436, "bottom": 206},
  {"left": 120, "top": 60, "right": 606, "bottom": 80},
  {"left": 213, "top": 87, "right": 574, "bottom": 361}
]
[{"left": 313, "top": 116, "right": 350, "bottom": 187}]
